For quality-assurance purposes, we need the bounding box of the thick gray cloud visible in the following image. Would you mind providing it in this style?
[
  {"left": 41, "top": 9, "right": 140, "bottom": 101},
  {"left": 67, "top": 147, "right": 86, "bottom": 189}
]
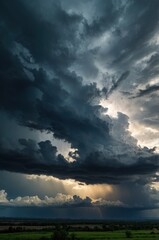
[
  {"left": 0, "top": 0, "right": 159, "bottom": 218},
  {"left": 131, "top": 84, "right": 159, "bottom": 98},
  {"left": 0, "top": 135, "right": 158, "bottom": 184},
  {"left": 0, "top": 0, "right": 159, "bottom": 177},
  {"left": 107, "top": 71, "right": 130, "bottom": 98}
]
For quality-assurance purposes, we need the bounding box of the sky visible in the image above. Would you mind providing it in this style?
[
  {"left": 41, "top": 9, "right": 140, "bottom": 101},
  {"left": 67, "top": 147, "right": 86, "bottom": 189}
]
[{"left": 0, "top": 0, "right": 159, "bottom": 220}]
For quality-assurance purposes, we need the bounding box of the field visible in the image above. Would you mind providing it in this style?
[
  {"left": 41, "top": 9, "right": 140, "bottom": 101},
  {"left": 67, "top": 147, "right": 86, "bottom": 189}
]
[
  {"left": 0, "top": 220, "right": 159, "bottom": 240},
  {"left": 0, "top": 230, "right": 158, "bottom": 240},
  {"left": 76, "top": 230, "right": 158, "bottom": 239},
  {"left": 0, "top": 231, "right": 50, "bottom": 240}
]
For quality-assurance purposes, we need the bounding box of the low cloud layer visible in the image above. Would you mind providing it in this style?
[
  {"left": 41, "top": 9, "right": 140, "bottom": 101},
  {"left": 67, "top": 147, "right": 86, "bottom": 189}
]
[{"left": 0, "top": 189, "right": 124, "bottom": 208}]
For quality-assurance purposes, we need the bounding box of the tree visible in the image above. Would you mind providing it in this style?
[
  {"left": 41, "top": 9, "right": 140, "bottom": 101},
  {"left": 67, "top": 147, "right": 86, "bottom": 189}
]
[
  {"left": 70, "top": 232, "right": 76, "bottom": 240},
  {"left": 125, "top": 230, "right": 132, "bottom": 238},
  {"left": 52, "top": 226, "right": 69, "bottom": 240}
]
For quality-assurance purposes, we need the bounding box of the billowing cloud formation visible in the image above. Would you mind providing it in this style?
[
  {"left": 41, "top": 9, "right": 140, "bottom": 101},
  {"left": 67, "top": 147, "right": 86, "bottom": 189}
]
[
  {"left": 0, "top": 190, "right": 8, "bottom": 203},
  {"left": 0, "top": 133, "right": 159, "bottom": 184},
  {"left": 0, "top": 0, "right": 159, "bottom": 217},
  {"left": 1, "top": 187, "right": 159, "bottom": 212},
  {"left": 0, "top": 189, "right": 123, "bottom": 208}
]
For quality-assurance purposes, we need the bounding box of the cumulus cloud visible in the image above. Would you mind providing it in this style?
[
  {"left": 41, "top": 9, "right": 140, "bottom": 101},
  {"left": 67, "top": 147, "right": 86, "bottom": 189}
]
[
  {"left": 1, "top": 188, "right": 159, "bottom": 211},
  {"left": 0, "top": 190, "right": 8, "bottom": 203},
  {"left": 0, "top": 190, "right": 123, "bottom": 208}
]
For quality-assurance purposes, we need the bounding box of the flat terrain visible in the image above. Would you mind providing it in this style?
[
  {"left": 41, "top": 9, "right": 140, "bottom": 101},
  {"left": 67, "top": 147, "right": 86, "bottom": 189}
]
[
  {"left": 0, "top": 230, "right": 158, "bottom": 240},
  {"left": 76, "top": 230, "right": 158, "bottom": 239},
  {"left": 0, "top": 220, "right": 159, "bottom": 240},
  {"left": 0, "top": 231, "right": 51, "bottom": 240}
]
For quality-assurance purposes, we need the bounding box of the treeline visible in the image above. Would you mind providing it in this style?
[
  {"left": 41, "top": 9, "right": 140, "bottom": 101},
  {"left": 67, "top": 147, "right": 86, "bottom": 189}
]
[
  {"left": 0, "top": 226, "right": 54, "bottom": 234},
  {"left": 0, "top": 221, "right": 159, "bottom": 233}
]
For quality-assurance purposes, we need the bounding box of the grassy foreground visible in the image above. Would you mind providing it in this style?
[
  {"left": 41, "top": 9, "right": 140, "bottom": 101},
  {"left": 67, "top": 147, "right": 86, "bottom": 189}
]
[
  {"left": 76, "top": 230, "right": 157, "bottom": 239},
  {"left": 0, "top": 231, "right": 51, "bottom": 240},
  {"left": 0, "top": 230, "right": 158, "bottom": 240}
]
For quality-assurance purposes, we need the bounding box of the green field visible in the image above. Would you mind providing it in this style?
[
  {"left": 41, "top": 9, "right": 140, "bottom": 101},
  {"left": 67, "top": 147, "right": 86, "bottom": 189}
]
[
  {"left": 0, "top": 231, "right": 51, "bottom": 240},
  {"left": 0, "top": 230, "right": 158, "bottom": 240},
  {"left": 76, "top": 230, "right": 158, "bottom": 239}
]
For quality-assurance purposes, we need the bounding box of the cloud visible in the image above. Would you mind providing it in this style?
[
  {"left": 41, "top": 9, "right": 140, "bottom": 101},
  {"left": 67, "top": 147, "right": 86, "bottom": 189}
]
[
  {"left": 0, "top": 190, "right": 115, "bottom": 208},
  {"left": 107, "top": 71, "right": 130, "bottom": 98},
  {"left": 0, "top": 189, "right": 143, "bottom": 209},
  {"left": 0, "top": 134, "right": 159, "bottom": 185},
  {"left": 0, "top": 0, "right": 159, "bottom": 219},
  {"left": 130, "top": 84, "right": 159, "bottom": 98},
  {"left": 0, "top": 26, "right": 159, "bottom": 184},
  {"left": 137, "top": 53, "right": 159, "bottom": 85},
  {"left": 1, "top": 187, "right": 159, "bottom": 211},
  {"left": 0, "top": 190, "right": 8, "bottom": 203},
  {"left": 82, "top": 0, "right": 124, "bottom": 38}
]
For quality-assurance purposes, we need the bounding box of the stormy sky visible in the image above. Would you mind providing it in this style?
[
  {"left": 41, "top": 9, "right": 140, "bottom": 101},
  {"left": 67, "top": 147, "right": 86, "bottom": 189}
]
[{"left": 0, "top": 0, "right": 159, "bottom": 219}]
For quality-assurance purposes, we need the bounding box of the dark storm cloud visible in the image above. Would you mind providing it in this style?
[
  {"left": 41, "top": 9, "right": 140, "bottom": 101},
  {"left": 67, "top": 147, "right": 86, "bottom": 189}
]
[
  {"left": 146, "top": 53, "right": 159, "bottom": 73},
  {"left": 0, "top": 204, "right": 153, "bottom": 219},
  {"left": 0, "top": 0, "right": 159, "bottom": 190},
  {"left": 107, "top": 71, "right": 130, "bottom": 98},
  {"left": 131, "top": 84, "right": 159, "bottom": 98},
  {"left": 83, "top": 0, "right": 124, "bottom": 37},
  {"left": 0, "top": 37, "right": 111, "bottom": 160},
  {"left": 0, "top": 137, "right": 159, "bottom": 184},
  {"left": 134, "top": 98, "right": 159, "bottom": 129},
  {"left": 111, "top": 0, "right": 159, "bottom": 67},
  {"left": 137, "top": 53, "right": 159, "bottom": 85},
  {"left": 0, "top": 0, "right": 82, "bottom": 68}
]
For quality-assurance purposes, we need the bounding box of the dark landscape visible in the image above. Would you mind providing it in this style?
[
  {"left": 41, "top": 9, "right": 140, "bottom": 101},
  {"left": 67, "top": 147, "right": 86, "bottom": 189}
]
[{"left": 0, "top": 219, "right": 159, "bottom": 240}]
